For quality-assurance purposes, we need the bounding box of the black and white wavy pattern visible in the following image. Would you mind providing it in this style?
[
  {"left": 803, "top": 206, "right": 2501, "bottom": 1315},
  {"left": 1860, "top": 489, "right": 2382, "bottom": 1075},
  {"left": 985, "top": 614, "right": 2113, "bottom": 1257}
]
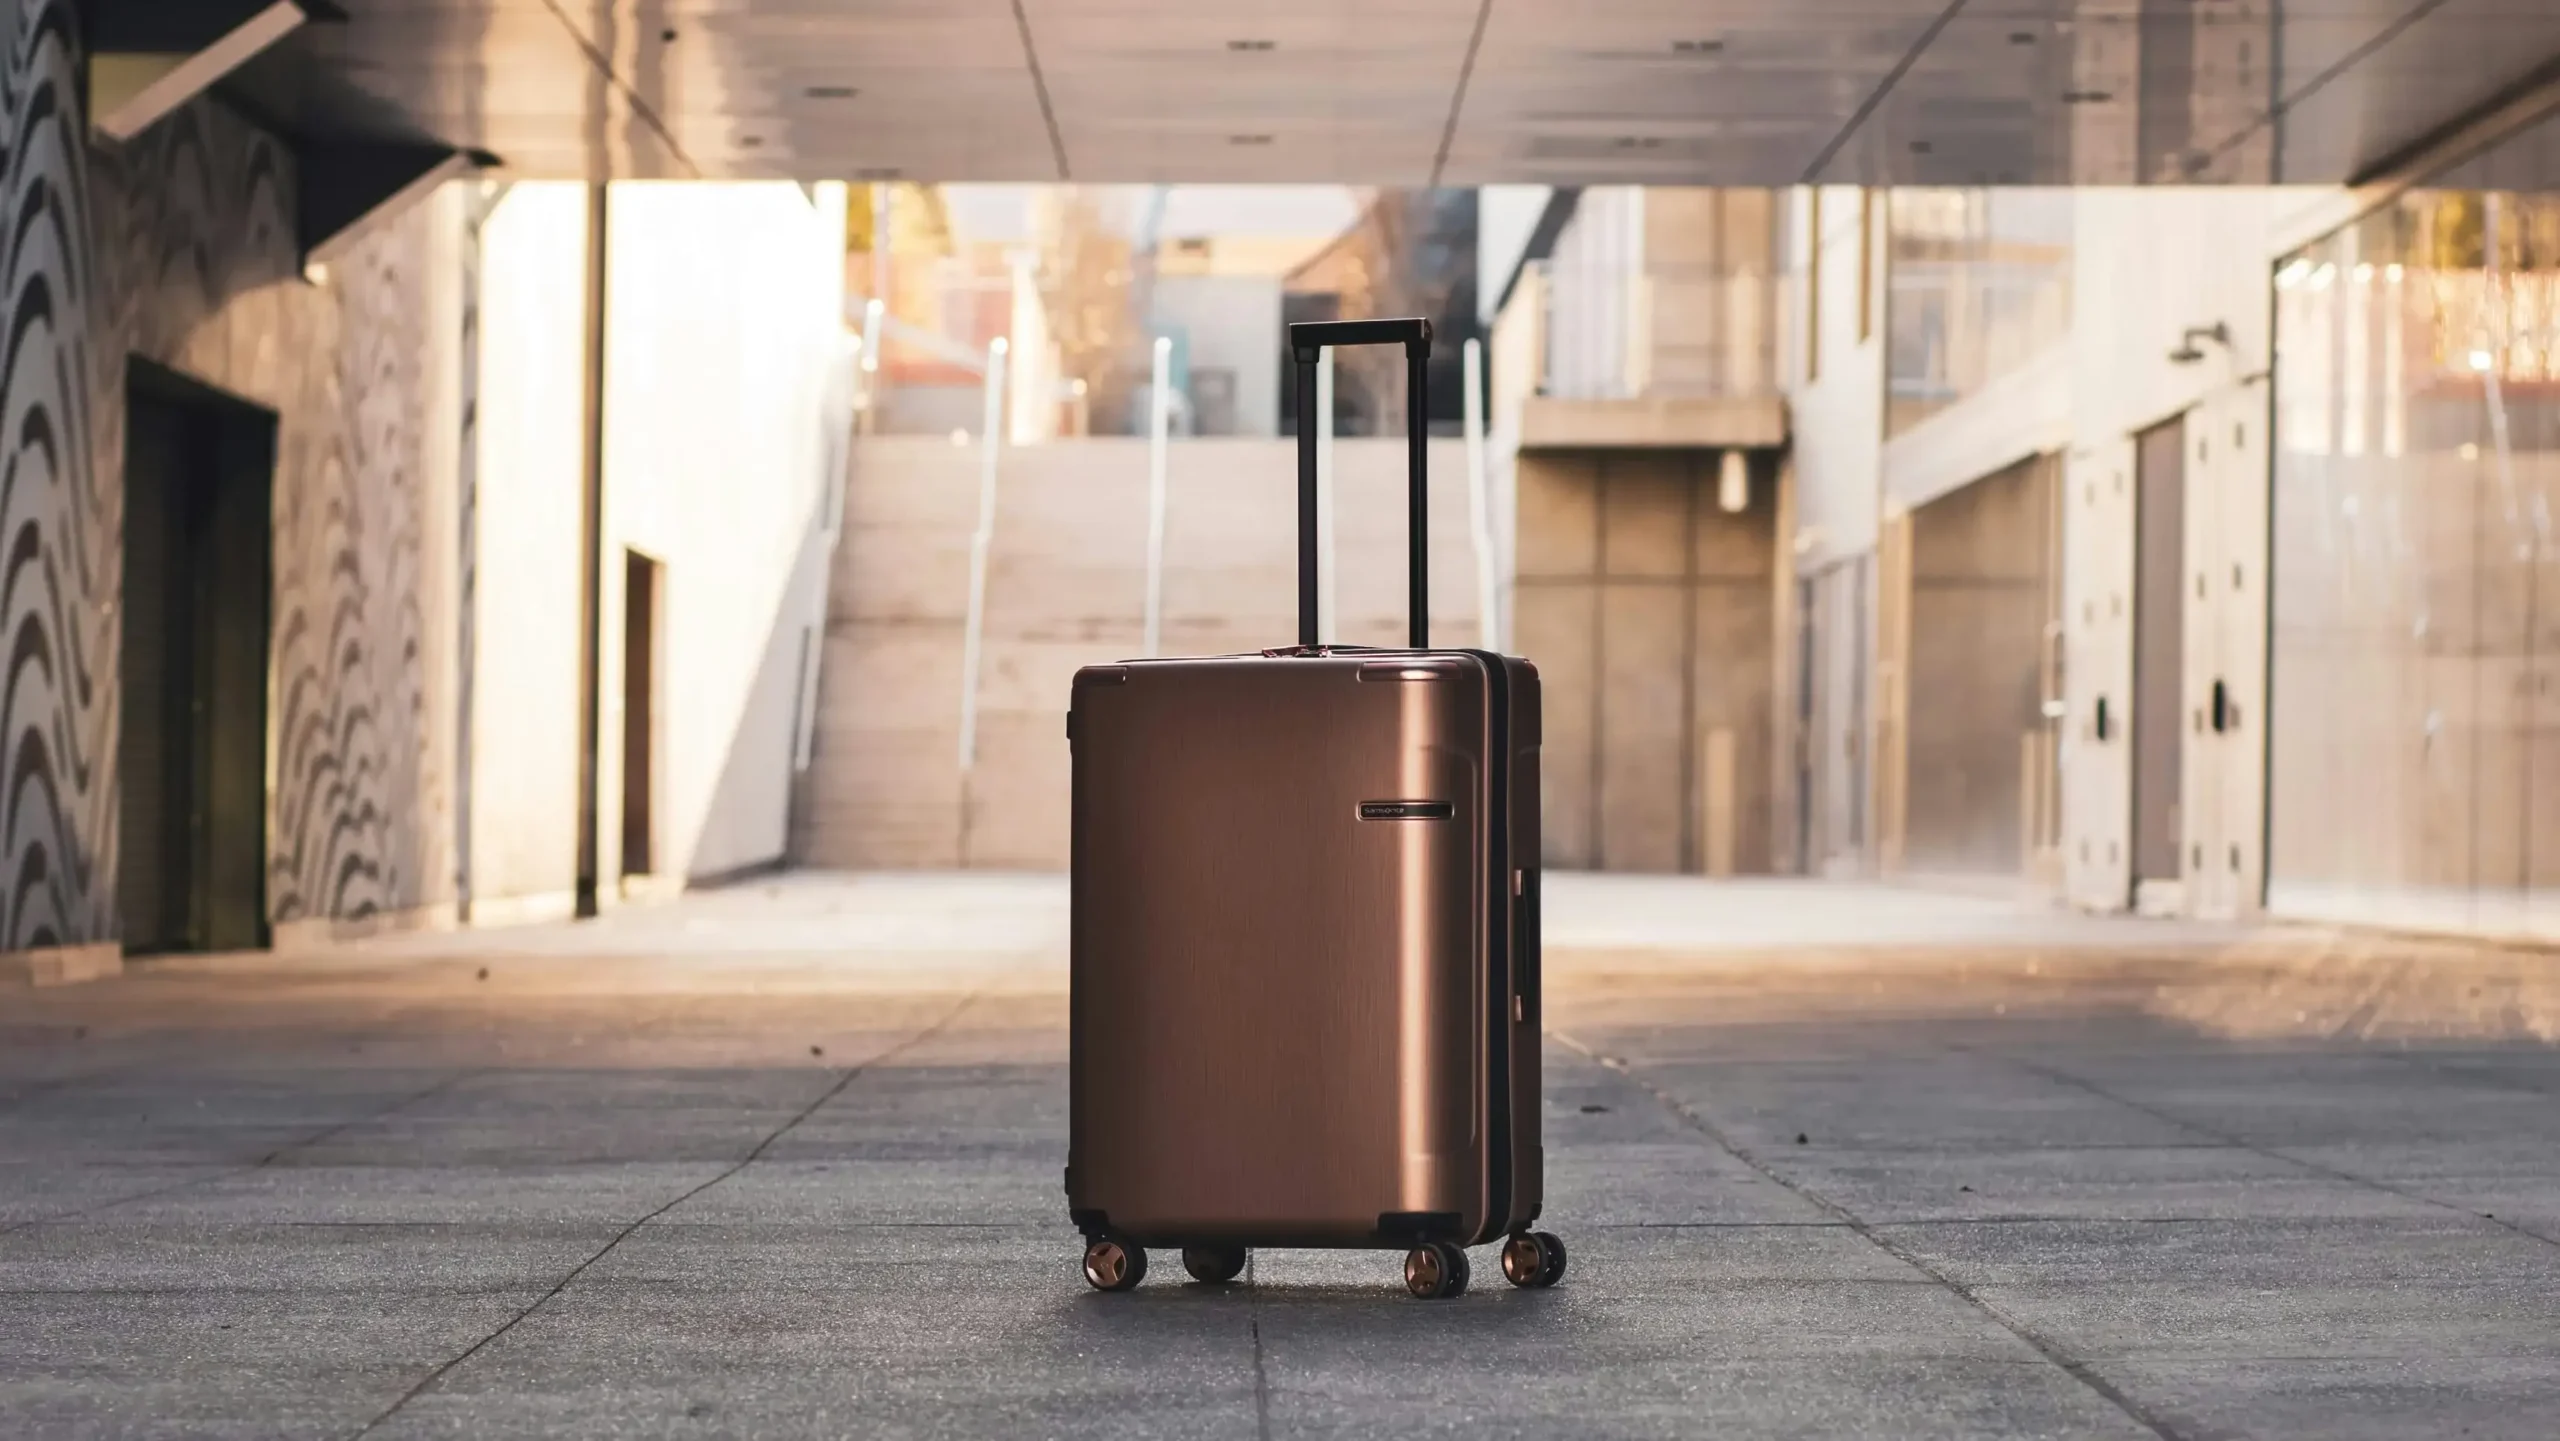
[
  {"left": 269, "top": 202, "right": 436, "bottom": 924},
  {"left": 0, "top": 0, "right": 104, "bottom": 949},
  {"left": 0, "top": 0, "right": 455, "bottom": 947}
]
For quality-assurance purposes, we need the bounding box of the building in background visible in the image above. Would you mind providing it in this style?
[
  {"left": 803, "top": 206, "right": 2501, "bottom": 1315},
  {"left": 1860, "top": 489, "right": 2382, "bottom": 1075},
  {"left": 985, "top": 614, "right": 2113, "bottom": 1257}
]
[
  {"left": 1761, "top": 179, "right": 2288, "bottom": 913},
  {"left": 1691, "top": 160, "right": 2560, "bottom": 945},
  {"left": 1286, "top": 190, "right": 1483, "bottom": 437},
  {"left": 848, "top": 184, "right": 1401, "bottom": 440},
  {"left": 1485, "top": 187, "right": 1790, "bottom": 876},
  {"left": 1868, "top": 189, "right": 2075, "bottom": 893}
]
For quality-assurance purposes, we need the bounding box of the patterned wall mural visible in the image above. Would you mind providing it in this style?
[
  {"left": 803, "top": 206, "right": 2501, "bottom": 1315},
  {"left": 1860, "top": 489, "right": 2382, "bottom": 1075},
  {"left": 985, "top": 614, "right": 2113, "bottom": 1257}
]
[
  {"left": 0, "top": 0, "right": 462, "bottom": 949},
  {"left": 1, "top": 0, "right": 106, "bottom": 949}
]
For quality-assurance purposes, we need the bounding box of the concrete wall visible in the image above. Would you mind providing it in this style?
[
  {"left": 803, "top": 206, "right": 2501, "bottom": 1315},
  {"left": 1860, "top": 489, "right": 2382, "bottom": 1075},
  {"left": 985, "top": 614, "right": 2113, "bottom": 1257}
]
[
  {"left": 469, "top": 186, "right": 586, "bottom": 917},
  {"left": 1787, "top": 186, "right": 1888, "bottom": 572},
  {"left": 469, "top": 181, "right": 853, "bottom": 913},
  {"left": 796, "top": 436, "right": 1483, "bottom": 870},
  {"left": 599, "top": 182, "right": 852, "bottom": 887},
  {"left": 1639, "top": 188, "right": 1778, "bottom": 398},
  {"left": 1489, "top": 268, "right": 1544, "bottom": 649},
  {"left": 1883, "top": 345, "right": 2071, "bottom": 517},
  {"left": 1899, "top": 455, "right": 2059, "bottom": 880},
  {"left": 1513, "top": 451, "right": 1779, "bottom": 874}
]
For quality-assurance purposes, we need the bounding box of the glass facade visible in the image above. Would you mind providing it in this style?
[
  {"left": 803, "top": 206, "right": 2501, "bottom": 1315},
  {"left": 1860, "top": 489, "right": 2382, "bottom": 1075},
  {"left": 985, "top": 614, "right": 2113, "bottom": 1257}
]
[
  {"left": 2269, "top": 118, "right": 2560, "bottom": 938},
  {"left": 1885, "top": 190, "right": 2073, "bottom": 436}
]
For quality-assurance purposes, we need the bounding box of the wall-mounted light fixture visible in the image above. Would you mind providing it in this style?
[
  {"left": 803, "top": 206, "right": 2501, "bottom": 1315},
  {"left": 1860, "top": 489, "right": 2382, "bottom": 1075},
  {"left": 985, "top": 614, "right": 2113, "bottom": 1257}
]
[
  {"left": 2167, "top": 321, "right": 2232, "bottom": 365},
  {"left": 1717, "top": 450, "right": 1749, "bottom": 514}
]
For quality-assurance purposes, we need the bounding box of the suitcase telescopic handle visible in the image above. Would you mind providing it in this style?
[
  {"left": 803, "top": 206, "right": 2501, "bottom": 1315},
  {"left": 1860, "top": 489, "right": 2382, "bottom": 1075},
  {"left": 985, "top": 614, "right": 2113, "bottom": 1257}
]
[{"left": 1288, "top": 318, "right": 1432, "bottom": 650}]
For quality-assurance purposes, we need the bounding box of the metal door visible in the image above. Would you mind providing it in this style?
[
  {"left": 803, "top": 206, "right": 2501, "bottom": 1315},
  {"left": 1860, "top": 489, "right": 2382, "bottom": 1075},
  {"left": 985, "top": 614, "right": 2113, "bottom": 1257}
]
[{"left": 2132, "top": 414, "right": 2188, "bottom": 908}]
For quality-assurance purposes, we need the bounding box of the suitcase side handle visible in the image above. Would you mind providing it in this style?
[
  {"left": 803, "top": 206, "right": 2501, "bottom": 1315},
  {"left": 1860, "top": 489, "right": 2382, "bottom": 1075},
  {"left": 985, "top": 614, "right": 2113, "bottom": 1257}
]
[{"left": 1288, "top": 318, "right": 1433, "bottom": 650}]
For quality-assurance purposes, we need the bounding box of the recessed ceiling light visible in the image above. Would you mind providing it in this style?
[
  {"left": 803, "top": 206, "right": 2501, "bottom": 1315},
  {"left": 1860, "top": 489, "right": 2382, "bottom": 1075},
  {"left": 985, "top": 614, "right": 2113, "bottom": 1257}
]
[
  {"left": 1671, "top": 39, "right": 1722, "bottom": 54},
  {"left": 806, "top": 85, "right": 857, "bottom": 100},
  {"left": 2064, "top": 89, "right": 2113, "bottom": 104},
  {"left": 1227, "top": 38, "right": 1275, "bottom": 52},
  {"left": 1230, "top": 134, "right": 1273, "bottom": 146},
  {"left": 2008, "top": 30, "right": 2036, "bottom": 45}
]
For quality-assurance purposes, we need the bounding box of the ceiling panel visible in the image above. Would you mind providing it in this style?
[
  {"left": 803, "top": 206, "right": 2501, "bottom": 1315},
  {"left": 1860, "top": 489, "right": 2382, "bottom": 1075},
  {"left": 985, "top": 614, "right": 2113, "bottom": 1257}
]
[
  {"left": 193, "top": 0, "right": 2560, "bottom": 187},
  {"left": 2268, "top": 0, "right": 2560, "bottom": 183},
  {"left": 2413, "top": 93, "right": 2560, "bottom": 192},
  {"left": 1451, "top": 1, "right": 1946, "bottom": 185},
  {"left": 1812, "top": 14, "right": 2088, "bottom": 184}
]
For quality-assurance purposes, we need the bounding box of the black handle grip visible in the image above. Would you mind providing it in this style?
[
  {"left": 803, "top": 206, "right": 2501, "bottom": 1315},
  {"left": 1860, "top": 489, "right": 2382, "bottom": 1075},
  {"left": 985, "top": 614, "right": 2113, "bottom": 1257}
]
[
  {"left": 2094, "top": 695, "right": 2111, "bottom": 742},
  {"left": 1290, "top": 317, "right": 1431, "bottom": 354},
  {"left": 2210, "top": 679, "right": 2232, "bottom": 733},
  {"left": 1290, "top": 317, "right": 1433, "bottom": 649}
]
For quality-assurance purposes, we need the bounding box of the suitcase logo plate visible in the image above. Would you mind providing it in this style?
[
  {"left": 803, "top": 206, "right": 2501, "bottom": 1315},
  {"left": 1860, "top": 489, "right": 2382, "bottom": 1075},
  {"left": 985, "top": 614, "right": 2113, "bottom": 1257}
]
[{"left": 1357, "top": 800, "right": 1455, "bottom": 821}]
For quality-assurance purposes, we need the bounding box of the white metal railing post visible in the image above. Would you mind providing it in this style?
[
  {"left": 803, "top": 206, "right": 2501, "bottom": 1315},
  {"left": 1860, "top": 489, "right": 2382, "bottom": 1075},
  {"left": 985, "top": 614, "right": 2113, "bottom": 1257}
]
[
  {"left": 794, "top": 331, "right": 864, "bottom": 775},
  {"left": 958, "top": 336, "right": 1009, "bottom": 775},
  {"left": 858, "top": 297, "right": 883, "bottom": 429},
  {"left": 1144, "top": 336, "right": 1171, "bottom": 657},
  {"left": 1463, "top": 337, "right": 1498, "bottom": 651},
  {"left": 1316, "top": 347, "right": 1336, "bottom": 642}
]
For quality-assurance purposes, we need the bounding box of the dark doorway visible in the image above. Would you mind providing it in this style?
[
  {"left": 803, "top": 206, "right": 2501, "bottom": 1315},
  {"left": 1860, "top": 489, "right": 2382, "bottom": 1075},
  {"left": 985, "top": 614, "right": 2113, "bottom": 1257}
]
[
  {"left": 620, "top": 549, "right": 663, "bottom": 879},
  {"left": 118, "top": 362, "right": 275, "bottom": 955},
  {"left": 2132, "top": 414, "right": 2188, "bottom": 897}
]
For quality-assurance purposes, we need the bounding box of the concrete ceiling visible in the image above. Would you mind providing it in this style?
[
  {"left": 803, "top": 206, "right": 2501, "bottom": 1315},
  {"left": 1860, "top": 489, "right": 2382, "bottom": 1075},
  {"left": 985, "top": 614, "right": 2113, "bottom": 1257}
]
[{"left": 212, "top": 0, "right": 2560, "bottom": 186}]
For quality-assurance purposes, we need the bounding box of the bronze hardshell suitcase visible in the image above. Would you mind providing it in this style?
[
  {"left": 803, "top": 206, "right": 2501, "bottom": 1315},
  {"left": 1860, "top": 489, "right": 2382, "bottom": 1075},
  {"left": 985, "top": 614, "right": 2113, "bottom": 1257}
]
[{"left": 1065, "top": 318, "right": 1564, "bottom": 1300}]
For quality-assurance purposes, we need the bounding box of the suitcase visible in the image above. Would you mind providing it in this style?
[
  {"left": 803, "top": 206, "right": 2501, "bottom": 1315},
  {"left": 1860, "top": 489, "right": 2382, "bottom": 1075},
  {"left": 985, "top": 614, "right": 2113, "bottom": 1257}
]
[{"left": 1064, "top": 317, "right": 1563, "bottom": 1300}]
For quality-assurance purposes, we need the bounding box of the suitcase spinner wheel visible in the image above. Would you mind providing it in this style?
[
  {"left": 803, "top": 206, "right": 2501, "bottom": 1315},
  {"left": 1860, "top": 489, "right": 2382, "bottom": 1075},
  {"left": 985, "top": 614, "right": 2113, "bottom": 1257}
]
[
  {"left": 1182, "top": 1245, "right": 1249, "bottom": 1284},
  {"left": 1402, "top": 1242, "right": 1471, "bottom": 1300},
  {"left": 1082, "top": 1236, "right": 1147, "bottom": 1292},
  {"left": 1501, "top": 1230, "right": 1568, "bottom": 1289}
]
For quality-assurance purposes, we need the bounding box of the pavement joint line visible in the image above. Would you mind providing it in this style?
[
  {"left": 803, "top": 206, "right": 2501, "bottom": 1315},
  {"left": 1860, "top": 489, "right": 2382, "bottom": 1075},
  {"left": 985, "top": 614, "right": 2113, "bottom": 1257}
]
[
  {"left": 1246, "top": 1251, "right": 1273, "bottom": 1441},
  {"left": 1966, "top": 1046, "right": 2560, "bottom": 1254},
  {"left": 1552, "top": 1030, "right": 2192, "bottom": 1441},
  {"left": 0, "top": 1068, "right": 490, "bottom": 1239},
  {"left": 349, "top": 989, "right": 986, "bottom": 1439}
]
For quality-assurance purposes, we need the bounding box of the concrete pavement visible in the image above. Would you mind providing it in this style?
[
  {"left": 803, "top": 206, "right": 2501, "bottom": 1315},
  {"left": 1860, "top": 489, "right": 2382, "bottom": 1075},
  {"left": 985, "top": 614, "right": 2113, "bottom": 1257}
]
[{"left": 5, "top": 874, "right": 2559, "bottom": 1438}]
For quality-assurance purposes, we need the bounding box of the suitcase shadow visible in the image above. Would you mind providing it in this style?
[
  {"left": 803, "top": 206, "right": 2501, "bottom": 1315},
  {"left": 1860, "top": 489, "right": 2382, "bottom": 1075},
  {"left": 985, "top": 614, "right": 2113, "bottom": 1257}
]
[{"left": 1065, "top": 1281, "right": 1568, "bottom": 1322}]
